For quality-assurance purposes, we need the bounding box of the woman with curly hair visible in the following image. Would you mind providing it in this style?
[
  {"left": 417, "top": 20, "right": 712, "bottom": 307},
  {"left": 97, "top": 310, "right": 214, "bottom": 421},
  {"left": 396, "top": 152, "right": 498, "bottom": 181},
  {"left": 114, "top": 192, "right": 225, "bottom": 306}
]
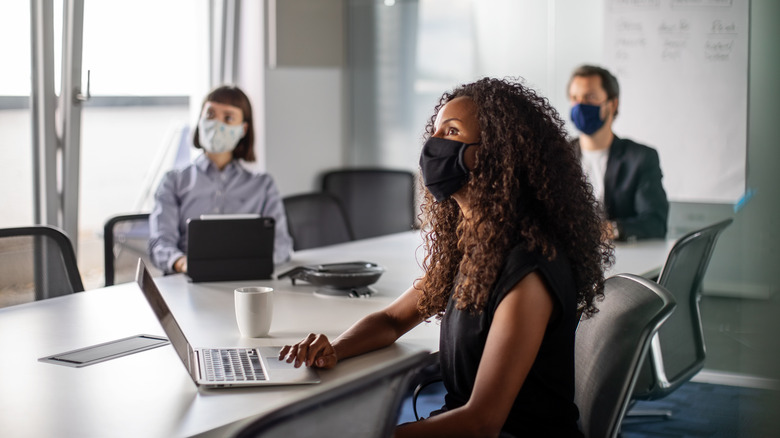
[{"left": 280, "top": 77, "right": 613, "bottom": 437}]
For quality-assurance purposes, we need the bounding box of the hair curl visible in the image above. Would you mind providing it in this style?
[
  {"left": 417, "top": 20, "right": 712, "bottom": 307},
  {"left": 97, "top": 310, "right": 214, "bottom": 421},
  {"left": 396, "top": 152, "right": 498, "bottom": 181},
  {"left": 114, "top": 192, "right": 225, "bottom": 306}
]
[{"left": 416, "top": 77, "right": 613, "bottom": 319}]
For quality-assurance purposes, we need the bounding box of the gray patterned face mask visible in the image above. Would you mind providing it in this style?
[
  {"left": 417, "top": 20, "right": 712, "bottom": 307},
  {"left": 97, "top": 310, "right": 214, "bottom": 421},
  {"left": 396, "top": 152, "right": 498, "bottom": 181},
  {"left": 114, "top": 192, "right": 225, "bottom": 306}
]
[{"left": 198, "top": 118, "right": 244, "bottom": 154}]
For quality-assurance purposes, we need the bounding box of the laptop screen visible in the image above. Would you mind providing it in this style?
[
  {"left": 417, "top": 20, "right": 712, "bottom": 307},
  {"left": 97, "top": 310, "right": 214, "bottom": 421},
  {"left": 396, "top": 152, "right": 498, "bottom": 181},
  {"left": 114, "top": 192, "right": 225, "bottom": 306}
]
[{"left": 135, "top": 260, "right": 195, "bottom": 372}]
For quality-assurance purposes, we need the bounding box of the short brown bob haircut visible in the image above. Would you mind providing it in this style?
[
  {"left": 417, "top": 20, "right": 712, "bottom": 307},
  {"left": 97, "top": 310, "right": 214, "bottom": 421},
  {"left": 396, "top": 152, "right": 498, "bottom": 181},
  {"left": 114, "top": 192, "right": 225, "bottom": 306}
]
[{"left": 192, "top": 85, "right": 256, "bottom": 162}]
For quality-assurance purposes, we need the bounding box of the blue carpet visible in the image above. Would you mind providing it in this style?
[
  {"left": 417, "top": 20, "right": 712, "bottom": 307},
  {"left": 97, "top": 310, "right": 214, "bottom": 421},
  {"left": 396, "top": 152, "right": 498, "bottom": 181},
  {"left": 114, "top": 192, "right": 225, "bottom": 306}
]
[
  {"left": 397, "top": 380, "right": 780, "bottom": 437},
  {"left": 621, "top": 381, "right": 780, "bottom": 438}
]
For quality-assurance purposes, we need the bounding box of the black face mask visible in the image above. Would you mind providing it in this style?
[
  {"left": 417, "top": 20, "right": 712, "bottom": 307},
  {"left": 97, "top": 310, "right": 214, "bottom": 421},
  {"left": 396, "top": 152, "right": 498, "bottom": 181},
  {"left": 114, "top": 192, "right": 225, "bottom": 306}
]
[{"left": 419, "top": 137, "right": 479, "bottom": 202}]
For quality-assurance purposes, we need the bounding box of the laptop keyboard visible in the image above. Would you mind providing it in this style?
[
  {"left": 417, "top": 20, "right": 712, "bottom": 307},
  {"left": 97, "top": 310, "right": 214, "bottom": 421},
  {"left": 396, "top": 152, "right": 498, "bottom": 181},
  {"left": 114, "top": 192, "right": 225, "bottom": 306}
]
[{"left": 203, "top": 348, "right": 266, "bottom": 382}]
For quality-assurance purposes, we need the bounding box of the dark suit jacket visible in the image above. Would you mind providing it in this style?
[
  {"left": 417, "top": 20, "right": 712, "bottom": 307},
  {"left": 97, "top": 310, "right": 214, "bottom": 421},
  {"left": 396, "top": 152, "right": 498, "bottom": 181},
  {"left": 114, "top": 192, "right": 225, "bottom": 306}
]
[{"left": 574, "top": 135, "right": 669, "bottom": 240}]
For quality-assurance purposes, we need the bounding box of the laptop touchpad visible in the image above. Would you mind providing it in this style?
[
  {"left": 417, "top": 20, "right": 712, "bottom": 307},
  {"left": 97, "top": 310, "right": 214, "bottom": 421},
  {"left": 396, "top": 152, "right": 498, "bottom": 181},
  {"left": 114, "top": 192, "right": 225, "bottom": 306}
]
[{"left": 265, "top": 356, "right": 300, "bottom": 370}]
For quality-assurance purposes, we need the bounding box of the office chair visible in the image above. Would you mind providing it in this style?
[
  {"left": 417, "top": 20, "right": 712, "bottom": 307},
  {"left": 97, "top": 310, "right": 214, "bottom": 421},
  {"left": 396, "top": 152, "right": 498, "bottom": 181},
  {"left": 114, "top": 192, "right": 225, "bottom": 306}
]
[
  {"left": 282, "top": 192, "right": 354, "bottom": 251},
  {"left": 0, "top": 225, "right": 84, "bottom": 307},
  {"left": 103, "top": 213, "right": 156, "bottom": 286},
  {"left": 232, "top": 350, "right": 436, "bottom": 438},
  {"left": 574, "top": 274, "right": 677, "bottom": 438},
  {"left": 321, "top": 168, "right": 416, "bottom": 240},
  {"left": 628, "top": 218, "right": 733, "bottom": 419}
]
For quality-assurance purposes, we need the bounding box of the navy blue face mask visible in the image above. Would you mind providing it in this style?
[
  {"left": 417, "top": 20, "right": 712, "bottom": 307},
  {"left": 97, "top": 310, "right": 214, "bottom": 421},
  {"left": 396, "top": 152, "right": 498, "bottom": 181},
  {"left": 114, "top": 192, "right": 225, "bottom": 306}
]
[
  {"left": 419, "top": 137, "right": 479, "bottom": 202},
  {"left": 570, "top": 103, "right": 605, "bottom": 135}
]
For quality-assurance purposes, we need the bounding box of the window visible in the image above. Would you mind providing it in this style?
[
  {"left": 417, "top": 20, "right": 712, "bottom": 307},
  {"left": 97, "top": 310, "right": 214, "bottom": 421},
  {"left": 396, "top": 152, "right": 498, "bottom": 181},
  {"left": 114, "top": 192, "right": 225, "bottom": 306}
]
[
  {"left": 0, "top": 2, "right": 35, "bottom": 227},
  {"left": 0, "top": 0, "right": 206, "bottom": 290}
]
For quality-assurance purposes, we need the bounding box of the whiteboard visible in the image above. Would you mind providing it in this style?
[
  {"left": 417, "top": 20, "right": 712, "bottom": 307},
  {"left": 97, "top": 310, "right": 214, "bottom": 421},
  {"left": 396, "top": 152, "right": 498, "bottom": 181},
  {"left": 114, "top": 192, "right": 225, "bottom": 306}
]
[{"left": 603, "top": 0, "right": 749, "bottom": 203}]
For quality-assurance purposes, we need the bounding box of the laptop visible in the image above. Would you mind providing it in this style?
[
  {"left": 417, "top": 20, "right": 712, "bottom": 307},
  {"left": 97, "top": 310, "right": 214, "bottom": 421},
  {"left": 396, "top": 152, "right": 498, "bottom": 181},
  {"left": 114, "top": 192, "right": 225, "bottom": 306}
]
[
  {"left": 186, "top": 214, "right": 275, "bottom": 282},
  {"left": 135, "top": 259, "right": 320, "bottom": 388}
]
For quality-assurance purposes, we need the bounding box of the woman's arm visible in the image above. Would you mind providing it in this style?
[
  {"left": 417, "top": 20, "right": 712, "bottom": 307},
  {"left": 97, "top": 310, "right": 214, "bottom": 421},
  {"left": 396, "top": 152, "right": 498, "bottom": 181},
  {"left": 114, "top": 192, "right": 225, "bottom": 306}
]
[
  {"left": 279, "top": 283, "right": 427, "bottom": 368},
  {"left": 396, "top": 271, "right": 555, "bottom": 438},
  {"left": 148, "top": 172, "right": 185, "bottom": 273},
  {"left": 259, "top": 176, "right": 294, "bottom": 264}
]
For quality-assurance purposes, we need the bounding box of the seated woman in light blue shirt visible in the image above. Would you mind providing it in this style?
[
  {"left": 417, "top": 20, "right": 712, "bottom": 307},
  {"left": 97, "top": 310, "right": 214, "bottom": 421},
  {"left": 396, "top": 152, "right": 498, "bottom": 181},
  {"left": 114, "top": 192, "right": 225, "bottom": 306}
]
[{"left": 149, "top": 85, "right": 293, "bottom": 274}]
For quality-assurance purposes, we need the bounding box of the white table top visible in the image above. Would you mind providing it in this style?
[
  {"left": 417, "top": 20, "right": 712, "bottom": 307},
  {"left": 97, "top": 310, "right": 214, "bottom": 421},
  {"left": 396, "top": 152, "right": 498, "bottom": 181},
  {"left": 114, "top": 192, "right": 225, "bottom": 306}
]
[
  {"left": 0, "top": 231, "right": 673, "bottom": 438},
  {"left": 609, "top": 238, "right": 675, "bottom": 279}
]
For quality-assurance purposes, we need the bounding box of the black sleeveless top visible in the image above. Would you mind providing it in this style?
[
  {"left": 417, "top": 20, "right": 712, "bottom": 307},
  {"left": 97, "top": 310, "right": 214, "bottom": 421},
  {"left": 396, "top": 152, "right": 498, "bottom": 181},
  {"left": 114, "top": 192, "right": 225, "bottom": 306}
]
[{"left": 438, "top": 244, "right": 583, "bottom": 437}]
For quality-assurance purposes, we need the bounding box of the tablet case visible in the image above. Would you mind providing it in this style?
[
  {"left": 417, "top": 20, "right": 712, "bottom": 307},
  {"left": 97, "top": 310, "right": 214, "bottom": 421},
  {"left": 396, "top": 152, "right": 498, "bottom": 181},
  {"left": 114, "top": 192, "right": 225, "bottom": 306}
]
[{"left": 186, "top": 216, "right": 275, "bottom": 282}]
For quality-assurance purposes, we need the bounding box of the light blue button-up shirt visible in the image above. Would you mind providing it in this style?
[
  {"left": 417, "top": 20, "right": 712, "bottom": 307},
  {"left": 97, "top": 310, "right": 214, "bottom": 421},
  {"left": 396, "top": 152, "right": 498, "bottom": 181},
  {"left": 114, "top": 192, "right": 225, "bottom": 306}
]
[{"left": 149, "top": 154, "right": 293, "bottom": 273}]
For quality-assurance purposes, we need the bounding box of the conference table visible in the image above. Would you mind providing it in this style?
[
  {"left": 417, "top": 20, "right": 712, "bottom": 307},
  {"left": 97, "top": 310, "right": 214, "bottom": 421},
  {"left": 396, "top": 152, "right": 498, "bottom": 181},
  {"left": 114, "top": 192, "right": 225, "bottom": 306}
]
[{"left": 0, "top": 231, "right": 674, "bottom": 438}]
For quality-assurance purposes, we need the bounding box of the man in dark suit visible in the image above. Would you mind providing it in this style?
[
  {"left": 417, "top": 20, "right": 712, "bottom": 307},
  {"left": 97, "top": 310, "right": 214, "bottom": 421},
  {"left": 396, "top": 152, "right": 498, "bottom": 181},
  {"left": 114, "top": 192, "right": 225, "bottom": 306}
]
[{"left": 568, "top": 65, "right": 669, "bottom": 241}]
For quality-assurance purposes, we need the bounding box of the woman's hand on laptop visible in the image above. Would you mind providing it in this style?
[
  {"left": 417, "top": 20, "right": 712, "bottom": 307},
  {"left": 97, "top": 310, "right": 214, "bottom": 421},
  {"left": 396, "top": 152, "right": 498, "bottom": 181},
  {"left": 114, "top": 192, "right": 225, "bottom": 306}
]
[{"left": 279, "top": 333, "right": 338, "bottom": 369}]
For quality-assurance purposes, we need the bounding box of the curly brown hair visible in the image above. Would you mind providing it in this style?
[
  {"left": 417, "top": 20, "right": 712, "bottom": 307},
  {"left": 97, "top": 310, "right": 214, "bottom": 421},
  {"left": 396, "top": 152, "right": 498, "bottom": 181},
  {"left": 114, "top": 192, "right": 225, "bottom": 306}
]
[{"left": 416, "top": 77, "right": 613, "bottom": 319}]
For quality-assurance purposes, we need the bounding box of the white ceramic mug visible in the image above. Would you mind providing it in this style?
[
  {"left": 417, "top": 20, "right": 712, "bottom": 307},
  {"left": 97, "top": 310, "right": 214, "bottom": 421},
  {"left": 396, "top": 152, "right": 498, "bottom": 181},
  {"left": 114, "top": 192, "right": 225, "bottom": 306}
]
[{"left": 234, "top": 287, "right": 274, "bottom": 337}]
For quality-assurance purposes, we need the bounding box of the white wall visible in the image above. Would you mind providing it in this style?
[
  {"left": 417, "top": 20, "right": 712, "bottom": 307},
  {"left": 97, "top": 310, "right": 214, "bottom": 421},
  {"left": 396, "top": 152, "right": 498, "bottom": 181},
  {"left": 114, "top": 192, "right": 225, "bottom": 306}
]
[
  {"left": 471, "top": 0, "right": 605, "bottom": 133},
  {"left": 264, "top": 67, "right": 346, "bottom": 196}
]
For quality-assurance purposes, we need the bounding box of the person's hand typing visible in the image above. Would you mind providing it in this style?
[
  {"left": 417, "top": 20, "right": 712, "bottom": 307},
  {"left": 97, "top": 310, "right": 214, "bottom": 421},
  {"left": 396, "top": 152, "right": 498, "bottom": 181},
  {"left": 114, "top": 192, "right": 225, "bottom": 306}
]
[{"left": 278, "top": 333, "right": 338, "bottom": 369}]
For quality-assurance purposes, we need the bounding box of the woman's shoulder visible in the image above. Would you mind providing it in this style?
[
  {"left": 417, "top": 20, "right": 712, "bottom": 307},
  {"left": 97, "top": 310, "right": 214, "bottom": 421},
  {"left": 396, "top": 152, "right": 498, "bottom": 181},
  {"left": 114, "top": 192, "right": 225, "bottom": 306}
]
[
  {"left": 235, "top": 161, "right": 274, "bottom": 179},
  {"left": 502, "top": 243, "right": 564, "bottom": 271},
  {"left": 159, "top": 162, "right": 195, "bottom": 186},
  {"left": 491, "top": 245, "right": 541, "bottom": 295},
  {"left": 496, "top": 243, "right": 573, "bottom": 295},
  {"left": 229, "top": 163, "right": 281, "bottom": 193}
]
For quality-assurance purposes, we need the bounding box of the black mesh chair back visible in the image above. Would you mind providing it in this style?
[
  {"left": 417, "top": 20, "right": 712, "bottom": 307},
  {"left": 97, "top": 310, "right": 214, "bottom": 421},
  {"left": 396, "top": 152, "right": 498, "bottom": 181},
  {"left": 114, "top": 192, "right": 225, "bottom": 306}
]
[
  {"left": 574, "top": 274, "right": 676, "bottom": 438},
  {"left": 232, "top": 351, "right": 435, "bottom": 438},
  {"left": 321, "top": 168, "right": 416, "bottom": 240},
  {"left": 283, "top": 193, "right": 354, "bottom": 251},
  {"left": 0, "top": 225, "right": 84, "bottom": 307},
  {"left": 103, "top": 213, "right": 157, "bottom": 286},
  {"left": 632, "top": 218, "right": 733, "bottom": 401}
]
